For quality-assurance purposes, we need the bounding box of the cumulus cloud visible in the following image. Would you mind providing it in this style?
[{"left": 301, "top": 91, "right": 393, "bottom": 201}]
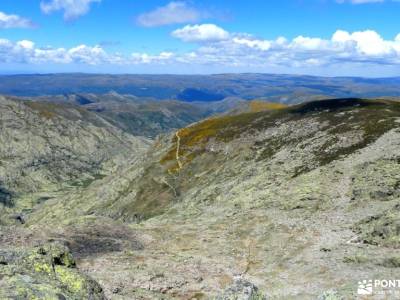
[
  {"left": 2, "top": 27, "right": 400, "bottom": 72},
  {"left": 131, "top": 52, "right": 174, "bottom": 64},
  {"left": 172, "top": 24, "right": 230, "bottom": 42},
  {"left": 332, "top": 30, "right": 392, "bottom": 55},
  {"left": 0, "top": 12, "right": 35, "bottom": 29},
  {"left": 0, "top": 38, "right": 175, "bottom": 65},
  {"left": 40, "top": 0, "right": 101, "bottom": 21},
  {"left": 232, "top": 37, "right": 271, "bottom": 51},
  {"left": 170, "top": 25, "right": 400, "bottom": 68},
  {"left": 137, "top": 1, "right": 206, "bottom": 27}
]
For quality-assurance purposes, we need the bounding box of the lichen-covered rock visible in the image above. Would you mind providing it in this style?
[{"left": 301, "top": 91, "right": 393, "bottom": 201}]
[
  {"left": 318, "top": 290, "right": 343, "bottom": 300},
  {"left": 0, "top": 242, "right": 105, "bottom": 300},
  {"left": 216, "top": 279, "right": 267, "bottom": 300},
  {"left": 354, "top": 204, "right": 400, "bottom": 248}
]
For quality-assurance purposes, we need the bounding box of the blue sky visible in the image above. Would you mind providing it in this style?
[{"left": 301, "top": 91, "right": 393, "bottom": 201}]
[{"left": 1, "top": 0, "right": 400, "bottom": 76}]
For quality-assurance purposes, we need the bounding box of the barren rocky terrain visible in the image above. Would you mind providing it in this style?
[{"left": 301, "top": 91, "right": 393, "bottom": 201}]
[{"left": 1, "top": 96, "right": 400, "bottom": 299}]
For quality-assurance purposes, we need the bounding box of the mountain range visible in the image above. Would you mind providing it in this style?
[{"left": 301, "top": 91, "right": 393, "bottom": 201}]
[{"left": 2, "top": 73, "right": 400, "bottom": 103}]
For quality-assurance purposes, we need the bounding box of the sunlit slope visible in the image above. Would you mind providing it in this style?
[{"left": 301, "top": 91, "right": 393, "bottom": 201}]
[{"left": 31, "top": 98, "right": 400, "bottom": 221}]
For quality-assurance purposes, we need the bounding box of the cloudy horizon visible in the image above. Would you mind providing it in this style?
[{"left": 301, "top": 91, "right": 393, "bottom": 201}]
[{"left": 1, "top": 0, "right": 400, "bottom": 77}]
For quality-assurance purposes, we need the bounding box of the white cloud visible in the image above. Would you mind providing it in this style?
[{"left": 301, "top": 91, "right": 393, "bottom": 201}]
[
  {"left": 17, "top": 40, "right": 35, "bottom": 49},
  {"left": 137, "top": 1, "right": 205, "bottom": 27},
  {"left": 0, "top": 11, "right": 35, "bottom": 29},
  {"left": 1, "top": 27, "right": 400, "bottom": 74},
  {"left": 68, "top": 44, "right": 107, "bottom": 64},
  {"left": 40, "top": 0, "right": 101, "bottom": 21},
  {"left": 170, "top": 26, "right": 400, "bottom": 69},
  {"left": 0, "top": 39, "right": 104, "bottom": 64},
  {"left": 232, "top": 37, "right": 271, "bottom": 51},
  {"left": 0, "top": 38, "right": 176, "bottom": 66},
  {"left": 131, "top": 52, "right": 174, "bottom": 64},
  {"left": 291, "top": 36, "right": 329, "bottom": 50},
  {"left": 172, "top": 24, "right": 230, "bottom": 42},
  {"left": 332, "top": 30, "right": 392, "bottom": 55}
]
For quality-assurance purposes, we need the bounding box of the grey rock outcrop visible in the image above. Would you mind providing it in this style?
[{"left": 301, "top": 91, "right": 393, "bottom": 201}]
[
  {"left": 0, "top": 242, "right": 106, "bottom": 299},
  {"left": 217, "top": 279, "right": 266, "bottom": 300}
]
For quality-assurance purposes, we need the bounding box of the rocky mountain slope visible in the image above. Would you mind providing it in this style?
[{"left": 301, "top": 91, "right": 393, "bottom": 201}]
[
  {"left": 1, "top": 98, "right": 400, "bottom": 299},
  {"left": 0, "top": 96, "right": 149, "bottom": 223}
]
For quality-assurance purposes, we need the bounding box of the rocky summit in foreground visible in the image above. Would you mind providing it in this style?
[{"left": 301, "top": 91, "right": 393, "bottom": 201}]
[{"left": 1, "top": 97, "right": 400, "bottom": 299}]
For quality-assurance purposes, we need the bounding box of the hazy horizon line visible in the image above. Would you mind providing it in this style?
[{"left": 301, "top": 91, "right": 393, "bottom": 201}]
[{"left": 0, "top": 71, "right": 399, "bottom": 79}]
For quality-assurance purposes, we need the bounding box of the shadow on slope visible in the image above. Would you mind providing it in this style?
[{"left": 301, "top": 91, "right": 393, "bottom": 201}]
[
  {"left": 0, "top": 186, "right": 14, "bottom": 208},
  {"left": 291, "top": 98, "right": 388, "bottom": 114},
  {"left": 51, "top": 221, "right": 144, "bottom": 259}
]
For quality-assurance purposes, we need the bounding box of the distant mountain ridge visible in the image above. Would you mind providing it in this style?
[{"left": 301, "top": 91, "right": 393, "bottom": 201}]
[
  {"left": 22, "top": 93, "right": 216, "bottom": 138},
  {"left": 2, "top": 73, "right": 400, "bottom": 102}
]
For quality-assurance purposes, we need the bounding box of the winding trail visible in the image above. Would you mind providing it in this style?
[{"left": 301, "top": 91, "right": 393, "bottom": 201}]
[{"left": 175, "top": 130, "right": 183, "bottom": 170}]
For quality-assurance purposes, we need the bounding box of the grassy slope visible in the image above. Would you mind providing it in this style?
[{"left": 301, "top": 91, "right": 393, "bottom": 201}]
[{"left": 160, "top": 98, "right": 400, "bottom": 172}]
